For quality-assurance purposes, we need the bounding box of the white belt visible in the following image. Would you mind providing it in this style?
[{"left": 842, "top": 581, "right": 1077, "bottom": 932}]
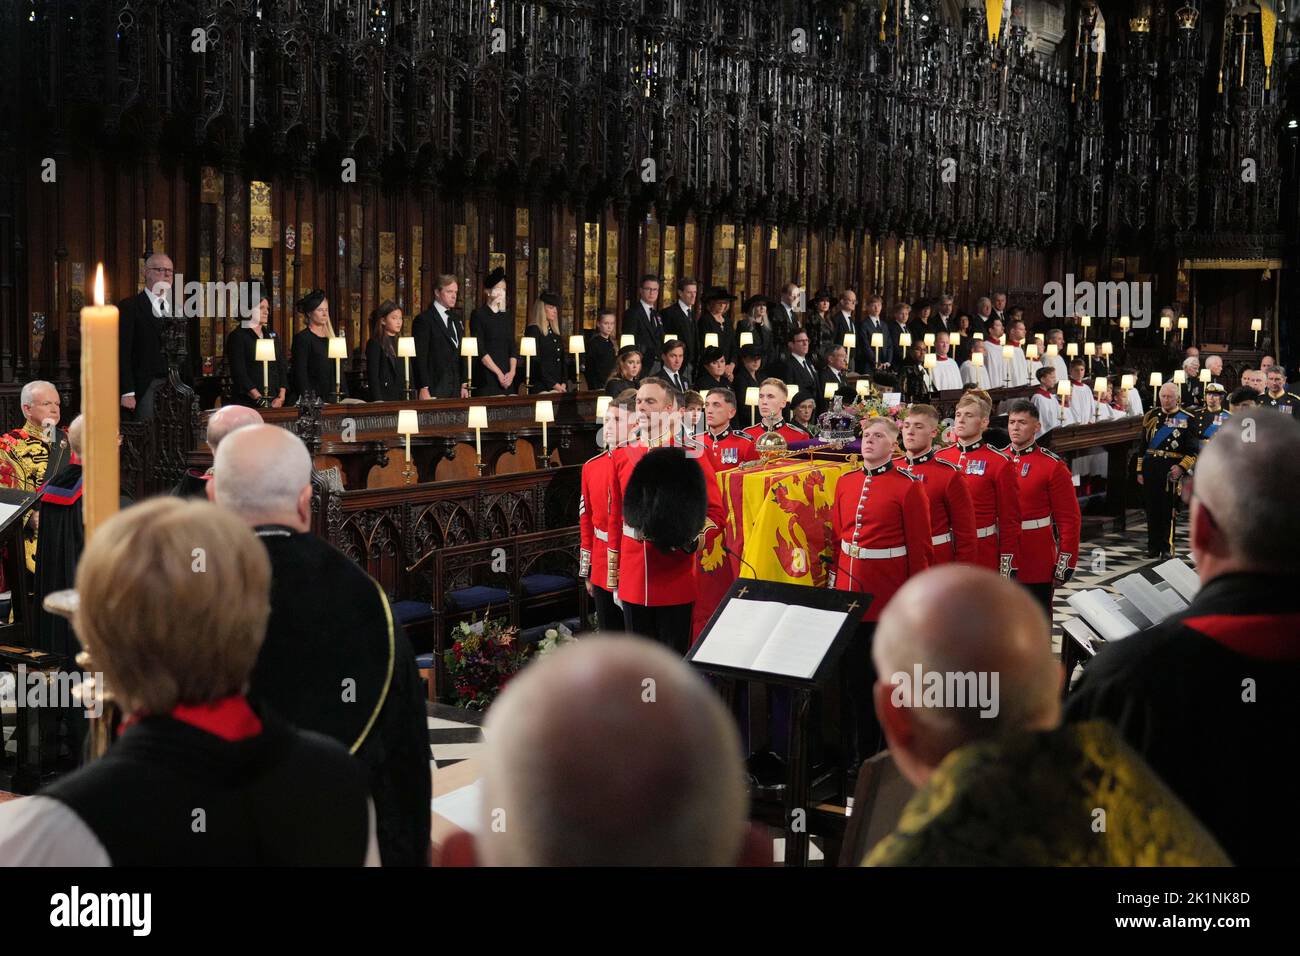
[
  {"left": 622, "top": 523, "right": 644, "bottom": 541},
  {"left": 976, "top": 523, "right": 998, "bottom": 538},
  {"left": 594, "top": 528, "right": 608, "bottom": 542},
  {"left": 841, "top": 540, "right": 907, "bottom": 560},
  {"left": 931, "top": 532, "right": 952, "bottom": 546},
  {"left": 1022, "top": 516, "right": 1052, "bottom": 530}
]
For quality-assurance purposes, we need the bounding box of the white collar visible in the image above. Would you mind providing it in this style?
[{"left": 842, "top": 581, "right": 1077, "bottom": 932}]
[{"left": 677, "top": 299, "right": 691, "bottom": 313}]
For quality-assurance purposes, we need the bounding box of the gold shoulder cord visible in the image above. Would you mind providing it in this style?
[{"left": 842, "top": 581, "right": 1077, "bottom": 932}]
[{"left": 349, "top": 577, "right": 397, "bottom": 755}]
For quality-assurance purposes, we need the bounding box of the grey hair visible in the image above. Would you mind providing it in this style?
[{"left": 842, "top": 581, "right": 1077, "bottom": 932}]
[
  {"left": 20, "top": 380, "right": 55, "bottom": 407},
  {"left": 1196, "top": 413, "right": 1300, "bottom": 571}
]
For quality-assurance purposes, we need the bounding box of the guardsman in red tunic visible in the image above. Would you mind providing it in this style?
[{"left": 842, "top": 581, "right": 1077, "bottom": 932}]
[
  {"left": 830, "top": 416, "right": 932, "bottom": 767},
  {"left": 740, "top": 378, "right": 811, "bottom": 445},
  {"left": 935, "top": 392, "right": 1020, "bottom": 577},
  {"left": 896, "top": 404, "right": 977, "bottom": 565},
  {"left": 1003, "top": 399, "right": 1082, "bottom": 617},
  {"left": 607, "top": 378, "right": 725, "bottom": 654},
  {"left": 579, "top": 397, "right": 635, "bottom": 632},
  {"left": 698, "top": 387, "right": 758, "bottom": 472}
]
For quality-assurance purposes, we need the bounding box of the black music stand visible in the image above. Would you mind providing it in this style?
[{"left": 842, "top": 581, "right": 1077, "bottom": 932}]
[{"left": 687, "top": 579, "right": 868, "bottom": 867}]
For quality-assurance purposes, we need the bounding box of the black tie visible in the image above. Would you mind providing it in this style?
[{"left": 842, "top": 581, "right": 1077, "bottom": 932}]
[{"left": 671, "top": 372, "right": 681, "bottom": 391}]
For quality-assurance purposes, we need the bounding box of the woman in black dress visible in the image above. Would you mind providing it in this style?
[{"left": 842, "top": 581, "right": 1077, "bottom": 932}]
[
  {"left": 604, "top": 346, "right": 643, "bottom": 398},
  {"left": 365, "top": 300, "right": 406, "bottom": 402},
  {"left": 525, "top": 291, "right": 568, "bottom": 394},
  {"left": 471, "top": 267, "right": 519, "bottom": 397},
  {"left": 584, "top": 309, "right": 618, "bottom": 391},
  {"left": 697, "top": 286, "right": 737, "bottom": 370},
  {"left": 694, "top": 346, "right": 732, "bottom": 392},
  {"left": 290, "top": 289, "right": 348, "bottom": 402},
  {"left": 226, "top": 295, "right": 286, "bottom": 407}
]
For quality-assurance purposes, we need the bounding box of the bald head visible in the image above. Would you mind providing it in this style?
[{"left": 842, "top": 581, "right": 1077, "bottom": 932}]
[
  {"left": 478, "top": 635, "right": 747, "bottom": 866},
  {"left": 210, "top": 424, "right": 313, "bottom": 531},
  {"left": 873, "top": 566, "right": 1060, "bottom": 787},
  {"left": 1189, "top": 411, "right": 1300, "bottom": 578},
  {"left": 205, "top": 405, "right": 263, "bottom": 453}
]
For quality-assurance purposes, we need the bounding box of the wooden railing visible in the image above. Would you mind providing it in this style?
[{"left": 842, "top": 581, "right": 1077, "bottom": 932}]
[
  {"left": 120, "top": 384, "right": 603, "bottom": 496},
  {"left": 312, "top": 463, "right": 582, "bottom": 606}
]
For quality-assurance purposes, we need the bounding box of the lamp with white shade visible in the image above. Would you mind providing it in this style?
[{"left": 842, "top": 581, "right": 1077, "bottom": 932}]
[
  {"left": 397, "top": 409, "right": 419, "bottom": 484},
  {"left": 468, "top": 405, "right": 488, "bottom": 473},
  {"left": 535, "top": 399, "right": 555, "bottom": 466},
  {"left": 328, "top": 335, "right": 347, "bottom": 400},
  {"left": 460, "top": 336, "right": 478, "bottom": 389},
  {"left": 519, "top": 335, "right": 537, "bottom": 387}
]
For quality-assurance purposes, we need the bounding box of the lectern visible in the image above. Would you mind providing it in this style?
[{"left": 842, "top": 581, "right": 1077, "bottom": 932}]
[{"left": 688, "top": 579, "right": 867, "bottom": 867}]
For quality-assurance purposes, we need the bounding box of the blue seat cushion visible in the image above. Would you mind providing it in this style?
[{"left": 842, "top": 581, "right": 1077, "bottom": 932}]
[
  {"left": 520, "top": 573, "right": 576, "bottom": 597},
  {"left": 445, "top": 586, "right": 510, "bottom": 612},
  {"left": 391, "top": 600, "right": 435, "bottom": 626}
]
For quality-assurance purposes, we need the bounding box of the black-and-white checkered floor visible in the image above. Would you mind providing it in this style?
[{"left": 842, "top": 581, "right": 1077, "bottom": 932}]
[{"left": 427, "top": 703, "right": 486, "bottom": 770}]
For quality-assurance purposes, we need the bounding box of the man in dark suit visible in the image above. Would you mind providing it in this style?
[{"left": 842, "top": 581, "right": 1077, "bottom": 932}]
[
  {"left": 971, "top": 296, "right": 994, "bottom": 337},
  {"left": 118, "top": 252, "right": 174, "bottom": 420},
  {"left": 777, "top": 328, "right": 818, "bottom": 397},
  {"left": 624, "top": 274, "right": 664, "bottom": 361},
  {"left": 832, "top": 289, "right": 857, "bottom": 355},
  {"left": 660, "top": 277, "right": 699, "bottom": 372},
  {"left": 412, "top": 273, "right": 468, "bottom": 399},
  {"left": 856, "top": 293, "right": 889, "bottom": 374},
  {"left": 886, "top": 302, "right": 912, "bottom": 368},
  {"left": 930, "top": 294, "right": 957, "bottom": 334},
  {"left": 773, "top": 282, "right": 799, "bottom": 349},
  {"left": 818, "top": 344, "right": 854, "bottom": 410},
  {"left": 653, "top": 339, "right": 691, "bottom": 394},
  {"left": 991, "top": 291, "right": 1009, "bottom": 331}
]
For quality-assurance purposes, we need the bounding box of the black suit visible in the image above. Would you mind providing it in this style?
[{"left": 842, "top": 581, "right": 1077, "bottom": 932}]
[
  {"left": 779, "top": 352, "right": 818, "bottom": 396},
  {"left": 660, "top": 303, "right": 696, "bottom": 369},
  {"left": 365, "top": 336, "right": 405, "bottom": 402},
  {"left": 930, "top": 312, "right": 957, "bottom": 335},
  {"left": 411, "top": 304, "right": 464, "bottom": 398},
  {"left": 856, "top": 314, "right": 889, "bottom": 372},
  {"left": 657, "top": 366, "right": 691, "bottom": 395},
  {"left": 818, "top": 364, "right": 853, "bottom": 408},
  {"left": 117, "top": 290, "right": 169, "bottom": 413},
  {"left": 625, "top": 301, "right": 664, "bottom": 361}
]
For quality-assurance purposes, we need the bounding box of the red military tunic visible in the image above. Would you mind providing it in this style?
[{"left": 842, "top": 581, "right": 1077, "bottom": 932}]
[
  {"left": 1002, "top": 442, "right": 1081, "bottom": 585},
  {"left": 935, "top": 439, "right": 1021, "bottom": 577},
  {"left": 740, "top": 420, "right": 810, "bottom": 445},
  {"left": 698, "top": 428, "right": 757, "bottom": 472},
  {"left": 895, "top": 450, "right": 978, "bottom": 565},
  {"left": 606, "top": 433, "right": 726, "bottom": 607},
  {"left": 579, "top": 449, "right": 617, "bottom": 590},
  {"left": 830, "top": 460, "right": 933, "bottom": 622}
]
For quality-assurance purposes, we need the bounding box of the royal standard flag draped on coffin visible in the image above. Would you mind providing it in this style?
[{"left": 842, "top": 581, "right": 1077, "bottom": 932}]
[{"left": 726, "top": 461, "right": 854, "bottom": 587}]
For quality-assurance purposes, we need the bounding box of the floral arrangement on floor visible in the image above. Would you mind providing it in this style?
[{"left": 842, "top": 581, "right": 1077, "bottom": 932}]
[
  {"left": 536, "top": 622, "right": 577, "bottom": 658},
  {"left": 444, "top": 616, "right": 528, "bottom": 710}
]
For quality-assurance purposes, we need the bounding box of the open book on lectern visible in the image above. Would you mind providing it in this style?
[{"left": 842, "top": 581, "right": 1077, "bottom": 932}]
[
  {"left": 687, "top": 580, "right": 867, "bottom": 688},
  {"left": 0, "top": 487, "right": 41, "bottom": 538}
]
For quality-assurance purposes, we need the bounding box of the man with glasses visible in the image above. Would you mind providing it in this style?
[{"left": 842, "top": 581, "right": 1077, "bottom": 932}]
[{"left": 119, "top": 252, "right": 176, "bottom": 420}]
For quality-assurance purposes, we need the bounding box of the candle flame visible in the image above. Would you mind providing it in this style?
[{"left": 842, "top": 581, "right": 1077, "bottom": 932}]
[{"left": 94, "top": 264, "right": 105, "bottom": 306}]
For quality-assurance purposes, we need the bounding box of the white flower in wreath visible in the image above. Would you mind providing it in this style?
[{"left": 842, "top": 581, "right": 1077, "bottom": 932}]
[{"left": 537, "top": 623, "right": 576, "bottom": 657}]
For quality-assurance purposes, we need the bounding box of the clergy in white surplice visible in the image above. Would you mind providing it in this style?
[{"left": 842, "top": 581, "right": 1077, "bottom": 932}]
[{"left": 931, "top": 331, "right": 964, "bottom": 391}]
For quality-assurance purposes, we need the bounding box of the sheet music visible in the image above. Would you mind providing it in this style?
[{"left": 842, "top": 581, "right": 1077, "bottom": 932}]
[
  {"left": 1154, "top": 558, "right": 1201, "bottom": 603},
  {"left": 1067, "top": 589, "right": 1139, "bottom": 642},
  {"left": 1114, "top": 573, "right": 1172, "bottom": 628},
  {"left": 0, "top": 502, "right": 22, "bottom": 529},
  {"left": 692, "top": 599, "right": 848, "bottom": 679},
  {"left": 750, "top": 606, "right": 847, "bottom": 679}
]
